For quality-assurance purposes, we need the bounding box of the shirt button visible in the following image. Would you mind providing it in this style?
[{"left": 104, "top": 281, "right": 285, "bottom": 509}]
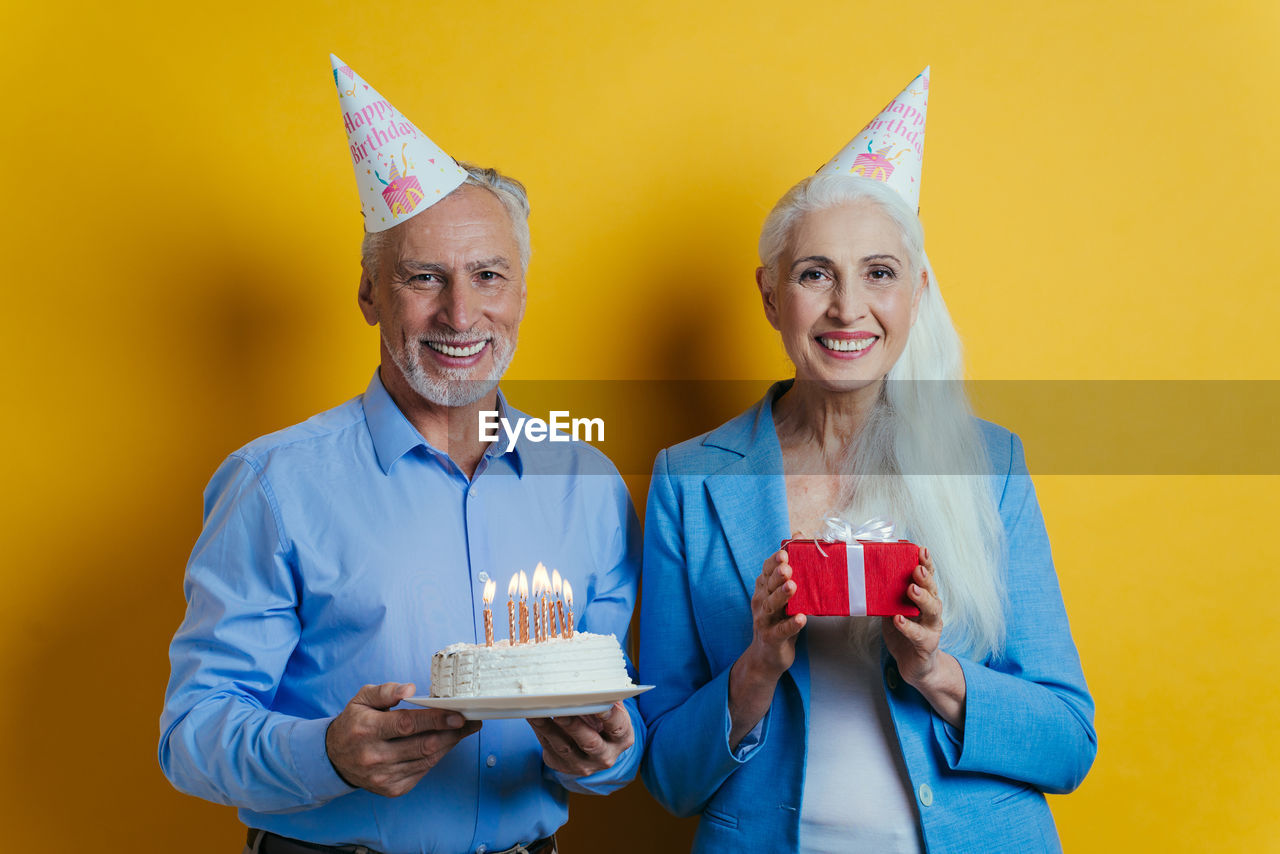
[
  {"left": 886, "top": 665, "right": 900, "bottom": 690},
  {"left": 475, "top": 846, "right": 487, "bottom": 854},
  {"left": 918, "top": 783, "right": 934, "bottom": 807},
  {"left": 486, "top": 754, "right": 497, "bottom": 767}
]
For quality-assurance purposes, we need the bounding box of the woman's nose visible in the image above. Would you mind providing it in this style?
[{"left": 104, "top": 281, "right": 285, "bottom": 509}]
[{"left": 826, "top": 281, "right": 868, "bottom": 324}]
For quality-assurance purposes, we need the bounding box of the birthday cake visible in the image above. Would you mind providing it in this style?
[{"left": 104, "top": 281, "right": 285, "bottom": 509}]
[{"left": 430, "top": 632, "right": 633, "bottom": 698}]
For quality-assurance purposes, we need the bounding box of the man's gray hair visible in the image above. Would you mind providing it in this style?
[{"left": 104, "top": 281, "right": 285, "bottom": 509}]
[{"left": 360, "top": 162, "right": 532, "bottom": 279}]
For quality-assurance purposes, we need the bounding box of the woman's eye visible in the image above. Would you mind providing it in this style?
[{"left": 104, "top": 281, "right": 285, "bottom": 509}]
[
  {"left": 868, "top": 267, "right": 896, "bottom": 281},
  {"left": 798, "top": 269, "right": 830, "bottom": 285}
]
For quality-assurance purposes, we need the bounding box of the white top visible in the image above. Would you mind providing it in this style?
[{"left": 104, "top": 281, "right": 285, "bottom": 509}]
[{"left": 799, "top": 617, "right": 923, "bottom": 854}]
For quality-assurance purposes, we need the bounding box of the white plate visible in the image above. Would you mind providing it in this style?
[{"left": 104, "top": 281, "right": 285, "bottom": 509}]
[{"left": 405, "top": 686, "right": 654, "bottom": 720}]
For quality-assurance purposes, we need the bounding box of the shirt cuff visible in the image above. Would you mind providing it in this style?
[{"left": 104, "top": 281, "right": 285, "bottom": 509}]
[
  {"left": 929, "top": 656, "right": 974, "bottom": 770},
  {"left": 549, "top": 734, "right": 643, "bottom": 795},
  {"left": 287, "top": 716, "right": 356, "bottom": 803},
  {"left": 725, "top": 704, "right": 768, "bottom": 763}
]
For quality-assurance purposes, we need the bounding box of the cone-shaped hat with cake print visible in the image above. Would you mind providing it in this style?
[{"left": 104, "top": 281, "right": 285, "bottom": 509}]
[
  {"left": 818, "top": 67, "right": 929, "bottom": 211},
  {"left": 330, "top": 54, "right": 468, "bottom": 232}
]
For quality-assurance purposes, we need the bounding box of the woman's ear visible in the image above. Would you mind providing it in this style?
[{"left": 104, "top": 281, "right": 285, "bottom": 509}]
[
  {"left": 910, "top": 267, "right": 927, "bottom": 326},
  {"left": 757, "top": 266, "right": 781, "bottom": 331}
]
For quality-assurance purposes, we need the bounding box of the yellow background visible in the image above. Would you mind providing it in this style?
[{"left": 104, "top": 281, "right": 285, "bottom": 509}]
[{"left": 4, "top": 1, "right": 1278, "bottom": 851}]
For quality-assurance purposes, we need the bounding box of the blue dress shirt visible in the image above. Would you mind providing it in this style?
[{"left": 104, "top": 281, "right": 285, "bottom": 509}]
[{"left": 160, "top": 371, "right": 644, "bottom": 854}]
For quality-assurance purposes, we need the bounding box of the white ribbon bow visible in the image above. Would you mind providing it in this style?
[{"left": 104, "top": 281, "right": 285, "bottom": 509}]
[{"left": 819, "top": 515, "right": 896, "bottom": 544}]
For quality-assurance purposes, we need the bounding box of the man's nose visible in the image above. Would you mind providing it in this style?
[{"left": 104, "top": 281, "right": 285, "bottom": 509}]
[{"left": 439, "top": 281, "right": 480, "bottom": 330}]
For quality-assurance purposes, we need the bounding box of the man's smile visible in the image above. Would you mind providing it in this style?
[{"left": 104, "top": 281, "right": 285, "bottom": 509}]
[{"left": 426, "top": 340, "right": 487, "bottom": 358}]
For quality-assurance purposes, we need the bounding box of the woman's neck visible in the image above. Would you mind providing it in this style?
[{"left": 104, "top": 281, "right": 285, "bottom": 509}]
[{"left": 773, "top": 379, "right": 881, "bottom": 461}]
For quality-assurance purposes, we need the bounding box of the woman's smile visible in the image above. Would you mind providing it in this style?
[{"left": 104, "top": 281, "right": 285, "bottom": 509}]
[{"left": 816, "top": 331, "right": 878, "bottom": 358}]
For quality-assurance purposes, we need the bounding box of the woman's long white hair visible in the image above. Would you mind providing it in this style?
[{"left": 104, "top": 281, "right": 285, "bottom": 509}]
[{"left": 760, "top": 174, "right": 1007, "bottom": 661}]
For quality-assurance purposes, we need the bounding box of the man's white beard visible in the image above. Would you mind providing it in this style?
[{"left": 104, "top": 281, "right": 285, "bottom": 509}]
[{"left": 384, "top": 331, "right": 516, "bottom": 407}]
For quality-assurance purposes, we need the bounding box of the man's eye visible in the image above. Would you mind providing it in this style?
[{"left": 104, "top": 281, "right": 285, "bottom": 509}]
[
  {"left": 409, "top": 273, "right": 440, "bottom": 284},
  {"left": 477, "top": 271, "right": 501, "bottom": 281}
]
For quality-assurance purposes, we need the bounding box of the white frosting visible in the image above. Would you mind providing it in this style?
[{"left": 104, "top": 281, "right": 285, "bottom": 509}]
[{"left": 430, "top": 632, "right": 633, "bottom": 697}]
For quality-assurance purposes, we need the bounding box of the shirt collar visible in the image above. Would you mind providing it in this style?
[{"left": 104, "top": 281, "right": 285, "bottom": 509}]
[{"left": 362, "top": 369, "right": 525, "bottom": 477}]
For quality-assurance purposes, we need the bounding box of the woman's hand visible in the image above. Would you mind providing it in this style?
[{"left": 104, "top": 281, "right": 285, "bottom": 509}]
[
  {"left": 882, "top": 547, "right": 967, "bottom": 730},
  {"left": 748, "top": 548, "right": 807, "bottom": 676},
  {"left": 728, "top": 549, "right": 807, "bottom": 749},
  {"left": 883, "top": 547, "right": 943, "bottom": 683}
]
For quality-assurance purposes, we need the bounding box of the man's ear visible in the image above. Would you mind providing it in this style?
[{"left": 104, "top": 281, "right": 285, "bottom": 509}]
[
  {"left": 756, "top": 266, "right": 781, "bottom": 331},
  {"left": 358, "top": 268, "right": 378, "bottom": 327}
]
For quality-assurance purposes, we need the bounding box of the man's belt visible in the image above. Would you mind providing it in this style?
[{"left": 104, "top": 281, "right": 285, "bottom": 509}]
[{"left": 248, "top": 828, "right": 557, "bottom": 854}]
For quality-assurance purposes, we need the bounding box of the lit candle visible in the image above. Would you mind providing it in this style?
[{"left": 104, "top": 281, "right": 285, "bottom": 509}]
[
  {"left": 507, "top": 573, "right": 518, "bottom": 644},
  {"left": 518, "top": 570, "right": 530, "bottom": 644},
  {"left": 563, "top": 579, "right": 574, "bottom": 637},
  {"left": 530, "top": 573, "right": 544, "bottom": 642},
  {"left": 532, "top": 563, "right": 551, "bottom": 644},
  {"left": 551, "top": 569, "right": 564, "bottom": 637},
  {"left": 482, "top": 579, "right": 496, "bottom": 647},
  {"left": 543, "top": 592, "right": 550, "bottom": 642}
]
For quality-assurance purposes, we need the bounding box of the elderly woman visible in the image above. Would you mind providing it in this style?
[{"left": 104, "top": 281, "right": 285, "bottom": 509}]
[{"left": 638, "top": 72, "right": 1095, "bottom": 853}]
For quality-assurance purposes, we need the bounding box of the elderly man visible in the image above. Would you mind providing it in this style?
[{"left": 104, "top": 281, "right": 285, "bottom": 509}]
[{"left": 160, "top": 58, "right": 642, "bottom": 854}]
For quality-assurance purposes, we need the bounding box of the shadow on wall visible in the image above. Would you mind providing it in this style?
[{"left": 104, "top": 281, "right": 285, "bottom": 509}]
[
  {"left": 12, "top": 509, "right": 248, "bottom": 851},
  {"left": 560, "top": 211, "right": 771, "bottom": 851},
  {"left": 8, "top": 228, "right": 340, "bottom": 851}
]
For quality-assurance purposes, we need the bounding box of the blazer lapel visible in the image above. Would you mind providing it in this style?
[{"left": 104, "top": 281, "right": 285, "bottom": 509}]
[
  {"left": 703, "top": 388, "right": 792, "bottom": 602},
  {"left": 703, "top": 383, "right": 811, "bottom": 713}
]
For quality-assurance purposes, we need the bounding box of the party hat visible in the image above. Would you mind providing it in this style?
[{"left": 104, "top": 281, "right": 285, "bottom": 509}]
[
  {"left": 818, "top": 67, "right": 929, "bottom": 210},
  {"left": 330, "top": 54, "right": 468, "bottom": 232}
]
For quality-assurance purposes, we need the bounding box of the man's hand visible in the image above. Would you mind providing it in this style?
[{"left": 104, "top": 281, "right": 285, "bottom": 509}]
[
  {"left": 527, "top": 701, "right": 634, "bottom": 777},
  {"left": 326, "top": 682, "right": 481, "bottom": 797}
]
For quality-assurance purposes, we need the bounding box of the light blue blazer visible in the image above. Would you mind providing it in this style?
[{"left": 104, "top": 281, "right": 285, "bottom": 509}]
[{"left": 638, "top": 385, "right": 1096, "bottom": 853}]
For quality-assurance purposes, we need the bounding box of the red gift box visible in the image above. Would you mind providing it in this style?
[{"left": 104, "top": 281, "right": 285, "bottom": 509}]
[{"left": 783, "top": 538, "right": 921, "bottom": 617}]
